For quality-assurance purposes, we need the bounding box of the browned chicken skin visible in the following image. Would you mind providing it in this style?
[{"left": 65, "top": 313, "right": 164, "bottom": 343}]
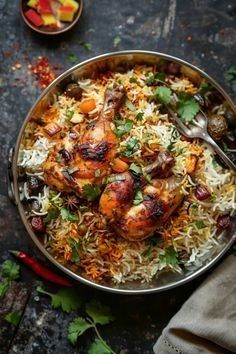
[
  {"left": 99, "top": 173, "right": 184, "bottom": 241},
  {"left": 43, "top": 85, "right": 125, "bottom": 193}
]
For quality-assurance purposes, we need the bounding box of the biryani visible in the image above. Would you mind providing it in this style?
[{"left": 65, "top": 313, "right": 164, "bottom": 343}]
[{"left": 18, "top": 62, "right": 236, "bottom": 284}]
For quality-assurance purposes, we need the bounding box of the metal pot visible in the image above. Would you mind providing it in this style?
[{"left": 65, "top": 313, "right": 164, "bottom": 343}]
[{"left": 8, "top": 51, "right": 236, "bottom": 294}]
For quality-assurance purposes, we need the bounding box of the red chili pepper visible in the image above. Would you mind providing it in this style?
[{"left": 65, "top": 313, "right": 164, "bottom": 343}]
[{"left": 9, "top": 250, "right": 73, "bottom": 287}]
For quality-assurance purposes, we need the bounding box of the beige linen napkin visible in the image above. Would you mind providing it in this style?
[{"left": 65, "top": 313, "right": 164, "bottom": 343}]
[{"left": 153, "top": 255, "right": 236, "bottom": 354}]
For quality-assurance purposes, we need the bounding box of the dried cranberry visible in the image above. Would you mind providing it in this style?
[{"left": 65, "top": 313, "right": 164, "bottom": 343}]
[
  {"left": 59, "top": 148, "right": 71, "bottom": 162},
  {"left": 166, "top": 62, "right": 180, "bottom": 75},
  {"left": 30, "top": 216, "right": 46, "bottom": 234},
  {"left": 217, "top": 214, "right": 231, "bottom": 229},
  {"left": 65, "top": 83, "right": 82, "bottom": 100},
  {"left": 195, "top": 184, "right": 211, "bottom": 200},
  {"left": 27, "top": 176, "right": 44, "bottom": 195}
]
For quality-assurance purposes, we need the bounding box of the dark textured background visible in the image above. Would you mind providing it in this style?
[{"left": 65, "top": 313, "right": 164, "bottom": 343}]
[{"left": 0, "top": 0, "right": 235, "bottom": 353}]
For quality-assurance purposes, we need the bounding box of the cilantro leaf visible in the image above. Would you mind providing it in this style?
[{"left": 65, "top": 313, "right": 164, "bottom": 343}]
[
  {"left": 136, "top": 111, "right": 144, "bottom": 121},
  {"left": 66, "top": 109, "right": 74, "bottom": 119},
  {"left": 133, "top": 191, "right": 144, "bottom": 205},
  {"left": 68, "top": 53, "right": 78, "bottom": 64},
  {"left": 86, "top": 299, "right": 114, "bottom": 325},
  {"left": 129, "top": 163, "right": 142, "bottom": 175},
  {"left": 153, "top": 86, "right": 172, "bottom": 105},
  {"left": 129, "top": 77, "right": 138, "bottom": 84},
  {"left": 36, "top": 286, "right": 82, "bottom": 313},
  {"left": 89, "top": 338, "right": 112, "bottom": 354},
  {"left": 0, "top": 278, "right": 10, "bottom": 297},
  {"left": 105, "top": 175, "right": 126, "bottom": 184},
  {"left": 4, "top": 310, "right": 21, "bottom": 326},
  {"left": 225, "top": 66, "right": 236, "bottom": 93},
  {"left": 142, "top": 235, "right": 162, "bottom": 258},
  {"left": 70, "top": 239, "right": 81, "bottom": 263},
  {"left": 198, "top": 82, "right": 212, "bottom": 95},
  {"left": 195, "top": 220, "right": 207, "bottom": 229},
  {"left": 177, "top": 93, "right": 200, "bottom": 122},
  {"left": 44, "top": 209, "right": 58, "bottom": 223},
  {"left": 2, "top": 260, "right": 20, "bottom": 281},
  {"left": 68, "top": 317, "right": 92, "bottom": 345},
  {"left": 145, "top": 72, "right": 165, "bottom": 86},
  {"left": 60, "top": 208, "right": 78, "bottom": 222},
  {"left": 79, "top": 41, "right": 92, "bottom": 51},
  {"left": 82, "top": 184, "right": 101, "bottom": 201},
  {"left": 113, "top": 35, "right": 121, "bottom": 47},
  {"left": 119, "top": 137, "right": 139, "bottom": 158},
  {"left": 112, "top": 119, "right": 133, "bottom": 137},
  {"left": 159, "top": 247, "right": 178, "bottom": 265}
]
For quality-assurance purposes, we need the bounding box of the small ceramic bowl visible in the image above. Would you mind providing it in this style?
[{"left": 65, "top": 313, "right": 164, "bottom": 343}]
[{"left": 20, "top": 0, "right": 83, "bottom": 35}]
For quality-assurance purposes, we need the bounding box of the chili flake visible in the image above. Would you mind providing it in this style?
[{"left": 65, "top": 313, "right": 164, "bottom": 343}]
[{"left": 31, "top": 56, "right": 58, "bottom": 88}]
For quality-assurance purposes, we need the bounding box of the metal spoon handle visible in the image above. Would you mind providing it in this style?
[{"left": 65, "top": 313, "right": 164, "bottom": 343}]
[{"left": 204, "top": 134, "right": 236, "bottom": 173}]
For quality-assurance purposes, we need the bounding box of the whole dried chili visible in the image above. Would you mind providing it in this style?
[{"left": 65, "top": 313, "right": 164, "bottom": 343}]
[{"left": 9, "top": 250, "right": 73, "bottom": 287}]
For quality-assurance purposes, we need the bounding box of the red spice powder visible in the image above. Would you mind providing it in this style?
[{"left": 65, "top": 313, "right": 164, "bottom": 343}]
[{"left": 31, "top": 56, "right": 59, "bottom": 88}]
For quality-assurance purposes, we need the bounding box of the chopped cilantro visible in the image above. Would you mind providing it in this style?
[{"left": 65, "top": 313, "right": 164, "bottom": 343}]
[
  {"left": 152, "top": 86, "right": 172, "bottom": 105},
  {"left": 159, "top": 247, "right": 178, "bottom": 265},
  {"left": 68, "top": 53, "right": 78, "bottom": 64},
  {"left": 44, "top": 209, "right": 58, "bottom": 223},
  {"left": 129, "top": 77, "right": 138, "bottom": 84},
  {"left": 142, "top": 235, "right": 161, "bottom": 257},
  {"left": 225, "top": 66, "right": 236, "bottom": 93},
  {"left": 209, "top": 195, "right": 217, "bottom": 202},
  {"left": 37, "top": 286, "right": 81, "bottom": 313},
  {"left": 177, "top": 92, "right": 200, "bottom": 122},
  {"left": 145, "top": 72, "right": 166, "bottom": 86},
  {"left": 129, "top": 163, "right": 142, "bottom": 175},
  {"left": 79, "top": 41, "right": 92, "bottom": 51},
  {"left": 4, "top": 310, "right": 21, "bottom": 326},
  {"left": 113, "top": 35, "right": 121, "bottom": 47},
  {"left": 199, "top": 82, "right": 212, "bottom": 95},
  {"left": 136, "top": 111, "right": 144, "bottom": 121},
  {"left": 82, "top": 184, "right": 101, "bottom": 201},
  {"left": 70, "top": 239, "right": 81, "bottom": 263},
  {"left": 212, "top": 158, "right": 218, "bottom": 168},
  {"left": 119, "top": 137, "right": 139, "bottom": 157},
  {"left": 195, "top": 220, "right": 207, "bottom": 229},
  {"left": 66, "top": 109, "right": 74, "bottom": 119},
  {"left": 167, "top": 141, "right": 175, "bottom": 151},
  {"left": 133, "top": 190, "right": 144, "bottom": 205},
  {"left": 60, "top": 208, "right": 78, "bottom": 222},
  {"left": 144, "top": 173, "right": 152, "bottom": 183},
  {"left": 111, "top": 119, "right": 133, "bottom": 137}
]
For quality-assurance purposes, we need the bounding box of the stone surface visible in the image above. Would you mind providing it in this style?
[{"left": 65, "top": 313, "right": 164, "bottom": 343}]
[{"left": 0, "top": 0, "right": 235, "bottom": 353}]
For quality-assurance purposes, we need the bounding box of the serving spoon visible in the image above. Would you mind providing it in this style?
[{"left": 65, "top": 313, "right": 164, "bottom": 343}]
[{"left": 167, "top": 107, "right": 236, "bottom": 173}]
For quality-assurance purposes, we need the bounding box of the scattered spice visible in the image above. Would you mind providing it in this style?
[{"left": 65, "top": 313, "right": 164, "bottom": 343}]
[{"left": 31, "top": 56, "right": 59, "bottom": 88}]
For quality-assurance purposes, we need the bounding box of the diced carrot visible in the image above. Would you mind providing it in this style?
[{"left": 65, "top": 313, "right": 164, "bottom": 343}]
[
  {"left": 149, "top": 143, "right": 159, "bottom": 151},
  {"left": 111, "top": 158, "right": 129, "bottom": 173},
  {"left": 80, "top": 99, "right": 96, "bottom": 113},
  {"left": 25, "top": 9, "right": 43, "bottom": 27},
  {"left": 186, "top": 154, "right": 198, "bottom": 175}
]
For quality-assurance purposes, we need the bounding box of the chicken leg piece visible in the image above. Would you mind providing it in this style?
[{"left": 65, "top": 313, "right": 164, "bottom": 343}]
[
  {"left": 43, "top": 85, "right": 125, "bottom": 193},
  {"left": 100, "top": 174, "right": 184, "bottom": 241}
]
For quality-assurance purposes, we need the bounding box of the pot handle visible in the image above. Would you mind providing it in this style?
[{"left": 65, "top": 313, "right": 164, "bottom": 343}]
[{"left": 7, "top": 147, "right": 17, "bottom": 205}]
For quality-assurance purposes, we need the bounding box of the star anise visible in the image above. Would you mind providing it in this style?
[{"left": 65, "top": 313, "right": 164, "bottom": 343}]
[{"left": 64, "top": 194, "right": 80, "bottom": 211}]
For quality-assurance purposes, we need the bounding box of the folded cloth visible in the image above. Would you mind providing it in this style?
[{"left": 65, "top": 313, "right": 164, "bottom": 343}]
[{"left": 153, "top": 255, "right": 236, "bottom": 354}]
